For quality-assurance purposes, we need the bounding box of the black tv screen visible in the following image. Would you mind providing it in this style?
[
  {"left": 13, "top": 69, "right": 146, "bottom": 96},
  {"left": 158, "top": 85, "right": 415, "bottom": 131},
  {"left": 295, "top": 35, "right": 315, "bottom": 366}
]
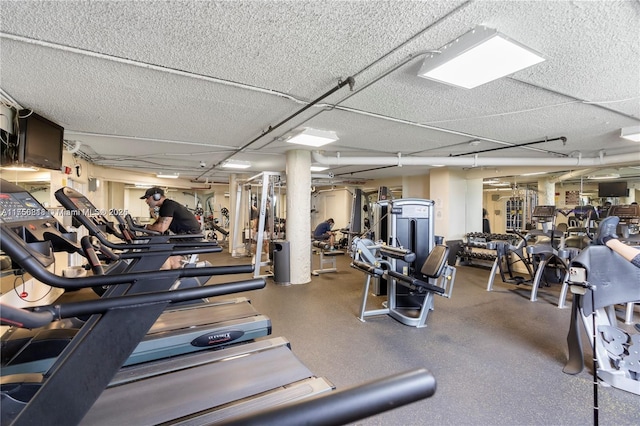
[
  {"left": 18, "top": 110, "right": 64, "bottom": 171},
  {"left": 598, "top": 181, "right": 627, "bottom": 197}
]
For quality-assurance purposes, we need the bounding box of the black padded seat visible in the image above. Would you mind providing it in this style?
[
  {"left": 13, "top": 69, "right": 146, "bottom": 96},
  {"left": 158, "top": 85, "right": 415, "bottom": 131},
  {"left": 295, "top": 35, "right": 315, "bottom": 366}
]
[
  {"left": 420, "top": 245, "right": 449, "bottom": 279},
  {"left": 386, "top": 245, "right": 450, "bottom": 294}
]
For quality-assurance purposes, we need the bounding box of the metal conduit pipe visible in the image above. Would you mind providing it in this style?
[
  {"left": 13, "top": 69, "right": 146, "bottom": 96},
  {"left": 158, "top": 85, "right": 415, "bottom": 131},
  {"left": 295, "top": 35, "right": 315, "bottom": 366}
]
[
  {"left": 2, "top": 32, "right": 574, "bottom": 161},
  {"left": 549, "top": 168, "right": 598, "bottom": 183},
  {"left": 311, "top": 151, "right": 640, "bottom": 168}
]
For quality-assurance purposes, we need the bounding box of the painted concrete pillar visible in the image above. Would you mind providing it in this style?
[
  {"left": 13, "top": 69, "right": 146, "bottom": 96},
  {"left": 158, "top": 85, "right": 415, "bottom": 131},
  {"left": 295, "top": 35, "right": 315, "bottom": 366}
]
[
  {"left": 539, "top": 178, "right": 555, "bottom": 206},
  {"left": 429, "top": 168, "right": 481, "bottom": 241},
  {"left": 286, "top": 150, "right": 311, "bottom": 284}
]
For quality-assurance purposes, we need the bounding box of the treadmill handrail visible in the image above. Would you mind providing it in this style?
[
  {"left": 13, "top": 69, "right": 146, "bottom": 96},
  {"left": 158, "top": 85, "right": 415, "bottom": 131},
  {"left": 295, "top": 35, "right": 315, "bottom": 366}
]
[
  {"left": 124, "top": 214, "right": 162, "bottom": 236},
  {"left": 2, "top": 279, "right": 265, "bottom": 327},
  {"left": 0, "top": 230, "right": 254, "bottom": 290},
  {"left": 54, "top": 186, "right": 218, "bottom": 251},
  {"left": 116, "top": 245, "right": 222, "bottom": 258},
  {"left": 1, "top": 304, "right": 54, "bottom": 329},
  {"left": 73, "top": 223, "right": 220, "bottom": 252},
  {"left": 123, "top": 213, "right": 212, "bottom": 244},
  {"left": 220, "top": 368, "right": 436, "bottom": 426}
]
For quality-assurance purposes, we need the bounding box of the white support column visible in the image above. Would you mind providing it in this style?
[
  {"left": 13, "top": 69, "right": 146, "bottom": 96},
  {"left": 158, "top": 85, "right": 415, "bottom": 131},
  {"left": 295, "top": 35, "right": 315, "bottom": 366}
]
[
  {"left": 286, "top": 150, "right": 311, "bottom": 284},
  {"left": 539, "top": 178, "right": 555, "bottom": 205},
  {"left": 429, "top": 168, "right": 475, "bottom": 241}
]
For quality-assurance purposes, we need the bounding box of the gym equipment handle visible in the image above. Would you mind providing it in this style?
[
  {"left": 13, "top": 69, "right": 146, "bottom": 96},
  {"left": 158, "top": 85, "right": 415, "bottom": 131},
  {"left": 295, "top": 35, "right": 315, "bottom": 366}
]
[
  {"left": 0, "top": 231, "right": 254, "bottom": 290},
  {"left": 34, "top": 278, "right": 266, "bottom": 321},
  {"left": 220, "top": 368, "right": 436, "bottom": 426},
  {"left": 379, "top": 245, "right": 417, "bottom": 263},
  {"left": 1, "top": 304, "right": 54, "bottom": 329},
  {"left": 350, "top": 260, "right": 383, "bottom": 277},
  {"left": 386, "top": 270, "right": 445, "bottom": 294}
]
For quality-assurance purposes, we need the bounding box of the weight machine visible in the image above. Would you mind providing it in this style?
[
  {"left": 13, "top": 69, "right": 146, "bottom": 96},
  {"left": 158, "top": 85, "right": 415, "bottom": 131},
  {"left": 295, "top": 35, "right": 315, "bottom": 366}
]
[
  {"left": 350, "top": 199, "right": 456, "bottom": 328},
  {"left": 231, "top": 171, "right": 282, "bottom": 279}
]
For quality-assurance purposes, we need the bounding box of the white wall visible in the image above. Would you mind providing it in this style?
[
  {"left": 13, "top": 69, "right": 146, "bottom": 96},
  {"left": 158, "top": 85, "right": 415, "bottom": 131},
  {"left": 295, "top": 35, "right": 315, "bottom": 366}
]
[
  {"left": 402, "top": 174, "right": 429, "bottom": 198},
  {"left": 311, "top": 188, "right": 352, "bottom": 232},
  {"left": 430, "top": 168, "right": 470, "bottom": 241}
]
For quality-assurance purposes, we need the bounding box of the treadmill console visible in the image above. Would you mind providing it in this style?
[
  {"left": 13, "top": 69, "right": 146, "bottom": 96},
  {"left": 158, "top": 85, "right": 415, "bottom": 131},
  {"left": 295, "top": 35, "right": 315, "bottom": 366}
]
[
  {"left": 56, "top": 186, "right": 120, "bottom": 237},
  {"left": 0, "top": 179, "right": 79, "bottom": 267},
  {"left": 0, "top": 191, "right": 54, "bottom": 224}
]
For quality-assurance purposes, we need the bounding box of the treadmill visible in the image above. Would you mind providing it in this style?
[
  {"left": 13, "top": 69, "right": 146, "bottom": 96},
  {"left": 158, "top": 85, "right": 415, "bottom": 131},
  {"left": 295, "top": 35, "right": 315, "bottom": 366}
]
[
  {"left": 3, "top": 283, "right": 436, "bottom": 425},
  {"left": 0, "top": 181, "right": 270, "bottom": 374},
  {"left": 0, "top": 203, "right": 334, "bottom": 426}
]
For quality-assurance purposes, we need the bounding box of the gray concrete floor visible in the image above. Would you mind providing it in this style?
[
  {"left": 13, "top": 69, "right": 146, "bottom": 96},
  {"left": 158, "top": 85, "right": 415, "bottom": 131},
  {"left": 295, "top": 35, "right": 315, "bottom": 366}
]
[{"left": 204, "top": 251, "right": 639, "bottom": 425}]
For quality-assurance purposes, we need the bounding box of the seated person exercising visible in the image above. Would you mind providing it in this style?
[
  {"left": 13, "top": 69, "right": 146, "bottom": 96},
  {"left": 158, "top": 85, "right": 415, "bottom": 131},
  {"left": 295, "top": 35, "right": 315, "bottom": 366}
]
[
  {"left": 141, "top": 187, "right": 201, "bottom": 269},
  {"left": 594, "top": 215, "right": 640, "bottom": 332},
  {"left": 314, "top": 218, "right": 336, "bottom": 249},
  {"left": 594, "top": 216, "right": 640, "bottom": 268}
]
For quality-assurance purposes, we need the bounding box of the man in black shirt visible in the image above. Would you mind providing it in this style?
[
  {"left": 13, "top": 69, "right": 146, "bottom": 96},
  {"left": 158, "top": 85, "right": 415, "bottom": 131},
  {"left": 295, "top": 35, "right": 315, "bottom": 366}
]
[{"left": 141, "top": 187, "right": 201, "bottom": 268}]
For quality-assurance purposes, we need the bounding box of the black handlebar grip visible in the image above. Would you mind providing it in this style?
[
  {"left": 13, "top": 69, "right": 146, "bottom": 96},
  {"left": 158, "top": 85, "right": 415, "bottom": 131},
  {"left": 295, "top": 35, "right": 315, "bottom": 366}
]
[{"left": 81, "top": 235, "right": 105, "bottom": 276}]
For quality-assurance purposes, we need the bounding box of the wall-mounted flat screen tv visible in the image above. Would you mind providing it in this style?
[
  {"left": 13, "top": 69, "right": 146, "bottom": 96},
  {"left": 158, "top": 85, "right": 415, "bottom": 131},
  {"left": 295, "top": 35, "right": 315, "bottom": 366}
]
[
  {"left": 18, "top": 110, "right": 64, "bottom": 171},
  {"left": 598, "top": 181, "right": 628, "bottom": 197}
]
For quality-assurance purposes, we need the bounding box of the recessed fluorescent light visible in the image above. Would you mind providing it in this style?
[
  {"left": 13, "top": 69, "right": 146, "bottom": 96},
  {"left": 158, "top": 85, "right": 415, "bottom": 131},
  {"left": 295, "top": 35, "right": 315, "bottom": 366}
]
[
  {"left": 620, "top": 126, "right": 640, "bottom": 142},
  {"left": 287, "top": 128, "right": 338, "bottom": 147},
  {"left": 222, "top": 160, "right": 251, "bottom": 169},
  {"left": 157, "top": 173, "right": 179, "bottom": 179},
  {"left": 1, "top": 165, "right": 39, "bottom": 171},
  {"left": 418, "top": 26, "right": 545, "bottom": 89},
  {"left": 587, "top": 173, "right": 620, "bottom": 180},
  {"left": 521, "top": 171, "right": 547, "bottom": 176},
  {"left": 483, "top": 179, "right": 510, "bottom": 186},
  {"left": 310, "top": 166, "right": 329, "bottom": 172},
  {"left": 135, "top": 183, "right": 153, "bottom": 188}
]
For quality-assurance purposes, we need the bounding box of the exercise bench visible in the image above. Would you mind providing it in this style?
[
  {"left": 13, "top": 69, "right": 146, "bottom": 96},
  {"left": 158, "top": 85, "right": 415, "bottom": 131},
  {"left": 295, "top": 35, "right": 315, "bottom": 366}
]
[{"left": 311, "top": 240, "right": 344, "bottom": 276}]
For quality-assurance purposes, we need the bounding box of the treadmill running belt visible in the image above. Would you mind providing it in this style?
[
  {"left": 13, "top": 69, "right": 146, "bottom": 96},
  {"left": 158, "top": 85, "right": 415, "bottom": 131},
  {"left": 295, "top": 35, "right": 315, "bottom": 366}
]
[
  {"left": 148, "top": 300, "right": 259, "bottom": 334},
  {"left": 81, "top": 345, "right": 315, "bottom": 425}
]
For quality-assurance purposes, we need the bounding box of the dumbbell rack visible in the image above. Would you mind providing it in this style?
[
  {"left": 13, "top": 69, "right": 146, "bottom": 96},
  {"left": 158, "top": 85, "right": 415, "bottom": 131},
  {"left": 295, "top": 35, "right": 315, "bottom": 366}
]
[{"left": 457, "top": 233, "right": 517, "bottom": 268}]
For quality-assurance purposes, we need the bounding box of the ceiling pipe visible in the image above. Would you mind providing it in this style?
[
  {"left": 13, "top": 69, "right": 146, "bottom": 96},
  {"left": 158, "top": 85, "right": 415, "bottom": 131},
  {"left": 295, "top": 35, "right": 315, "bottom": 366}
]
[
  {"left": 311, "top": 151, "right": 640, "bottom": 168},
  {"left": 451, "top": 136, "right": 568, "bottom": 157},
  {"left": 196, "top": 76, "right": 356, "bottom": 180},
  {"left": 549, "top": 168, "right": 598, "bottom": 183},
  {"left": 0, "top": 33, "right": 308, "bottom": 107},
  {"left": 2, "top": 30, "right": 572, "bottom": 168}
]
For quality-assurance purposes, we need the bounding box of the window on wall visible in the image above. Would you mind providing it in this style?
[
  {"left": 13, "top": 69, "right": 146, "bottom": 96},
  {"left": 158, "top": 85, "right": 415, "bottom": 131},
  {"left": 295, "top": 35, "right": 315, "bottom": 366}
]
[{"left": 67, "top": 179, "right": 85, "bottom": 194}]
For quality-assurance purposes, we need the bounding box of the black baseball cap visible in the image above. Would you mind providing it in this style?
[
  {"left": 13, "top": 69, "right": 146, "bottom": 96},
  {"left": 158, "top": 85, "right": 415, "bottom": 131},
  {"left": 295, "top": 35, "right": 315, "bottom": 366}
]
[{"left": 140, "top": 187, "right": 164, "bottom": 199}]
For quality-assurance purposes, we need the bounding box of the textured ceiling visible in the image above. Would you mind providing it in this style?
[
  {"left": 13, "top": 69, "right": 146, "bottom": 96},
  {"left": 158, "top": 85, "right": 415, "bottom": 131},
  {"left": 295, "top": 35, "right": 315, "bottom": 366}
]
[{"left": 1, "top": 0, "right": 639, "bottom": 186}]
